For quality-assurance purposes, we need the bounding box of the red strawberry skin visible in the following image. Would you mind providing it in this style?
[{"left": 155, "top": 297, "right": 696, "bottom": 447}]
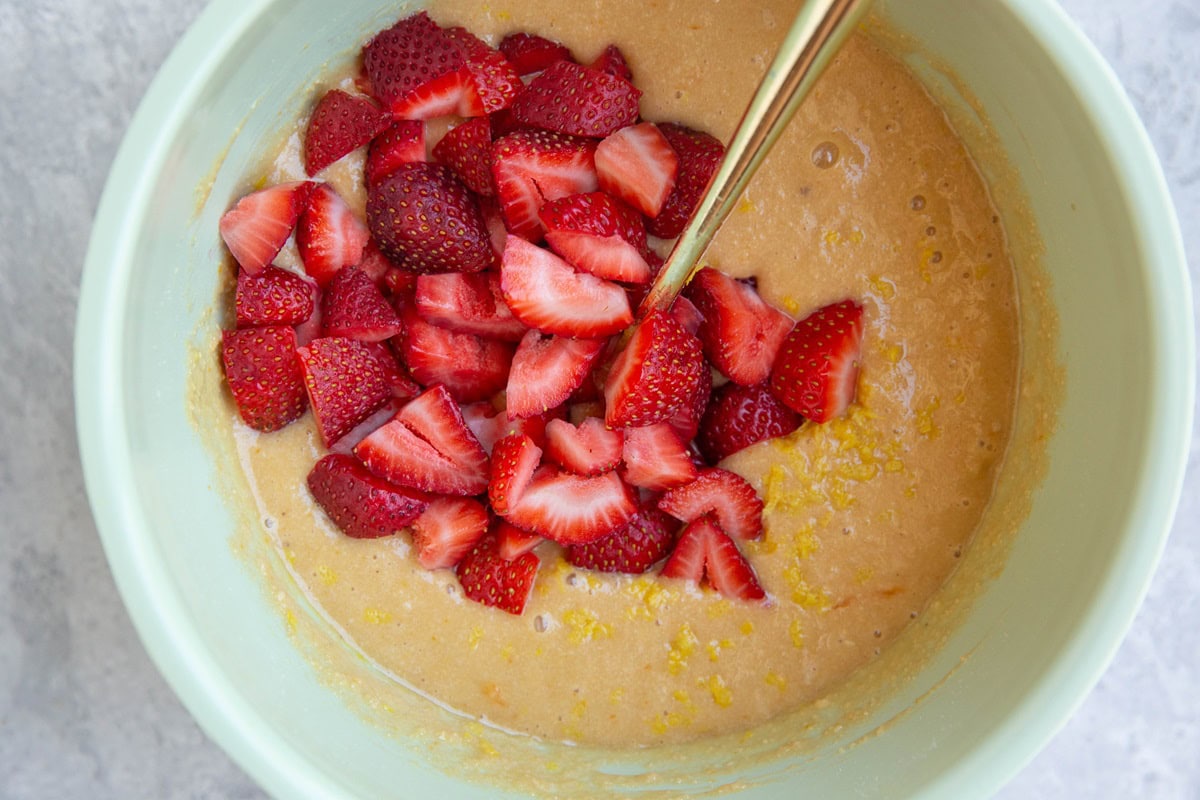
[
  {"left": 647, "top": 123, "right": 724, "bottom": 239},
  {"left": 297, "top": 337, "right": 400, "bottom": 446},
  {"left": 539, "top": 191, "right": 651, "bottom": 284},
  {"left": 769, "top": 299, "right": 864, "bottom": 423},
  {"left": 432, "top": 117, "right": 496, "bottom": 197},
  {"left": 367, "top": 162, "right": 495, "bottom": 274},
  {"left": 658, "top": 468, "right": 764, "bottom": 541},
  {"left": 411, "top": 496, "right": 490, "bottom": 569},
  {"left": 505, "top": 330, "right": 605, "bottom": 419},
  {"left": 698, "top": 381, "right": 801, "bottom": 463},
  {"left": 221, "top": 326, "right": 307, "bottom": 432},
  {"left": 456, "top": 533, "right": 540, "bottom": 615},
  {"left": 511, "top": 60, "right": 641, "bottom": 138},
  {"left": 319, "top": 265, "right": 403, "bottom": 342},
  {"left": 504, "top": 468, "right": 637, "bottom": 545},
  {"left": 566, "top": 505, "right": 676, "bottom": 574},
  {"left": 443, "top": 26, "right": 524, "bottom": 115},
  {"left": 235, "top": 266, "right": 314, "bottom": 328},
  {"left": 296, "top": 183, "right": 370, "bottom": 288},
  {"left": 413, "top": 271, "right": 527, "bottom": 342},
  {"left": 661, "top": 515, "right": 765, "bottom": 601},
  {"left": 304, "top": 89, "right": 390, "bottom": 176},
  {"left": 307, "top": 453, "right": 429, "bottom": 539},
  {"left": 366, "top": 120, "right": 426, "bottom": 189},
  {"left": 219, "top": 181, "right": 315, "bottom": 275},
  {"left": 589, "top": 44, "right": 634, "bottom": 82},
  {"left": 499, "top": 32, "right": 574, "bottom": 76},
  {"left": 491, "top": 129, "right": 598, "bottom": 241},
  {"left": 686, "top": 267, "right": 793, "bottom": 386},
  {"left": 603, "top": 309, "right": 705, "bottom": 428},
  {"left": 362, "top": 12, "right": 469, "bottom": 118},
  {"left": 488, "top": 433, "right": 543, "bottom": 515}
]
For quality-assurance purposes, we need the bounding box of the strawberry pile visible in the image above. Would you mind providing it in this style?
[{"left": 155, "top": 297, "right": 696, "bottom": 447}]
[{"left": 218, "top": 12, "right": 866, "bottom": 616}]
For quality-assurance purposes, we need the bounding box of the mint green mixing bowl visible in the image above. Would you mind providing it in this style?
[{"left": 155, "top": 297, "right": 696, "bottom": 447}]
[{"left": 75, "top": 0, "right": 1192, "bottom": 797}]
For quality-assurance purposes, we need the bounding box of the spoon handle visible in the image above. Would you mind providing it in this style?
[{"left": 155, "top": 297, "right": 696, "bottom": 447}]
[{"left": 637, "top": 0, "right": 872, "bottom": 316}]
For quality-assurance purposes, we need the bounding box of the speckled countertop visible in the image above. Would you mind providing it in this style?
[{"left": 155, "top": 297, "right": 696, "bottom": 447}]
[{"left": 0, "top": 0, "right": 1196, "bottom": 797}]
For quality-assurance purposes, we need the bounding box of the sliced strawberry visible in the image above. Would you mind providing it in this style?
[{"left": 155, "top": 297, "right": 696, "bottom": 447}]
[
  {"left": 647, "top": 123, "right": 724, "bottom": 239},
  {"left": 669, "top": 295, "right": 704, "bottom": 336},
  {"left": 432, "top": 117, "right": 495, "bottom": 197},
  {"left": 479, "top": 195, "right": 508, "bottom": 258},
  {"left": 443, "top": 26, "right": 524, "bottom": 115},
  {"left": 505, "top": 330, "right": 605, "bottom": 420},
  {"left": 296, "top": 183, "right": 370, "bottom": 288},
  {"left": 307, "top": 453, "right": 429, "bottom": 539},
  {"left": 686, "top": 267, "right": 793, "bottom": 386},
  {"left": 367, "top": 162, "right": 495, "bottom": 274},
  {"left": 539, "top": 192, "right": 651, "bottom": 284},
  {"left": 499, "top": 32, "right": 574, "bottom": 76},
  {"left": 355, "top": 384, "right": 489, "bottom": 495},
  {"left": 566, "top": 504, "right": 675, "bottom": 574},
  {"left": 320, "top": 265, "right": 403, "bottom": 341},
  {"left": 365, "top": 120, "right": 426, "bottom": 189},
  {"left": 414, "top": 271, "right": 526, "bottom": 341},
  {"left": 455, "top": 533, "right": 540, "bottom": 615},
  {"left": 595, "top": 123, "right": 678, "bottom": 218},
  {"left": 588, "top": 44, "right": 634, "bottom": 81},
  {"left": 491, "top": 129, "right": 598, "bottom": 241},
  {"left": 488, "top": 432, "right": 543, "bottom": 515},
  {"left": 411, "top": 496, "right": 490, "bottom": 569},
  {"left": 293, "top": 278, "right": 324, "bottom": 347},
  {"left": 661, "top": 515, "right": 765, "bottom": 601},
  {"left": 495, "top": 519, "right": 543, "bottom": 559},
  {"left": 397, "top": 305, "right": 515, "bottom": 403},
  {"left": 382, "top": 265, "right": 419, "bottom": 300},
  {"left": 658, "top": 468, "right": 764, "bottom": 540},
  {"left": 362, "top": 12, "right": 475, "bottom": 119},
  {"left": 298, "top": 337, "right": 401, "bottom": 446},
  {"left": 219, "top": 181, "right": 315, "bottom": 274},
  {"left": 698, "top": 381, "right": 801, "bottom": 462},
  {"left": 621, "top": 422, "right": 697, "bottom": 491},
  {"left": 505, "top": 467, "right": 637, "bottom": 545},
  {"left": 664, "top": 359, "right": 712, "bottom": 443},
  {"left": 499, "top": 236, "right": 632, "bottom": 338},
  {"left": 461, "top": 401, "right": 558, "bottom": 453},
  {"left": 603, "top": 309, "right": 705, "bottom": 428},
  {"left": 769, "top": 299, "right": 864, "bottom": 423},
  {"left": 221, "top": 326, "right": 307, "bottom": 432},
  {"left": 544, "top": 417, "right": 623, "bottom": 476},
  {"left": 356, "top": 241, "right": 398, "bottom": 283},
  {"left": 328, "top": 399, "right": 405, "bottom": 456},
  {"left": 303, "top": 89, "right": 391, "bottom": 176},
  {"left": 510, "top": 60, "right": 641, "bottom": 138},
  {"left": 234, "top": 265, "right": 315, "bottom": 328}
]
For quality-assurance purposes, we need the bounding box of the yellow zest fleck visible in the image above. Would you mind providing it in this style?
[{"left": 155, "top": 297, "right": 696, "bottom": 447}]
[
  {"left": 740, "top": 620, "right": 755, "bottom": 635},
  {"left": 572, "top": 699, "right": 588, "bottom": 719},
  {"left": 500, "top": 643, "right": 515, "bottom": 663},
  {"left": 625, "top": 576, "right": 671, "bottom": 620},
  {"left": 283, "top": 609, "right": 297, "bottom": 634},
  {"left": 884, "top": 458, "right": 905, "bottom": 473},
  {"left": 905, "top": 484, "right": 918, "bottom": 498},
  {"left": 703, "top": 674, "right": 734, "bottom": 707},
  {"left": 782, "top": 295, "right": 803, "bottom": 315},
  {"left": 737, "top": 196, "right": 756, "bottom": 214},
  {"left": 823, "top": 229, "right": 842, "bottom": 246},
  {"left": 868, "top": 274, "right": 897, "bottom": 301},
  {"left": 252, "top": 175, "right": 268, "bottom": 191},
  {"left": 284, "top": 549, "right": 296, "bottom": 563},
  {"left": 765, "top": 671, "right": 787, "bottom": 690},
  {"left": 316, "top": 565, "right": 337, "bottom": 585},
  {"left": 789, "top": 619, "right": 805, "bottom": 649},
  {"left": 706, "top": 639, "right": 733, "bottom": 662},
  {"left": 667, "top": 623, "right": 699, "bottom": 675},
  {"left": 468, "top": 625, "right": 484, "bottom": 651},
  {"left": 362, "top": 607, "right": 392, "bottom": 625},
  {"left": 706, "top": 599, "right": 732, "bottom": 619},
  {"left": 855, "top": 567, "right": 874, "bottom": 584},
  {"left": 916, "top": 395, "right": 942, "bottom": 439},
  {"left": 610, "top": 688, "right": 624, "bottom": 704},
  {"left": 563, "top": 609, "right": 611, "bottom": 644},
  {"left": 883, "top": 343, "right": 904, "bottom": 364}
]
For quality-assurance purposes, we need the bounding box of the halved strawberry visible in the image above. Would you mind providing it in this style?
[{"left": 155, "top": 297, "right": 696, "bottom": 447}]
[
  {"left": 495, "top": 519, "right": 543, "bottom": 559},
  {"left": 499, "top": 32, "right": 574, "bottom": 76},
  {"left": 234, "top": 265, "right": 315, "bottom": 328},
  {"left": 328, "top": 399, "right": 406, "bottom": 456},
  {"left": 219, "top": 181, "right": 315, "bottom": 274},
  {"left": 320, "top": 265, "right": 403, "bottom": 342},
  {"left": 296, "top": 183, "right": 371, "bottom": 288},
  {"left": 595, "top": 123, "right": 678, "bottom": 218},
  {"left": 491, "top": 129, "right": 598, "bottom": 241},
  {"left": 414, "top": 271, "right": 526, "bottom": 341},
  {"left": 355, "top": 240, "right": 398, "bottom": 283},
  {"left": 588, "top": 44, "right": 634, "bottom": 82},
  {"left": 397, "top": 305, "right": 515, "bottom": 403},
  {"left": 432, "top": 117, "right": 495, "bottom": 197},
  {"left": 298, "top": 336, "right": 402, "bottom": 446},
  {"left": 647, "top": 123, "right": 724, "bottom": 239},
  {"left": 603, "top": 309, "right": 705, "bottom": 428},
  {"left": 411, "top": 496, "right": 490, "bottom": 569},
  {"left": 660, "top": 515, "right": 765, "bottom": 601},
  {"left": 221, "top": 326, "right": 307, "bottom": 432},
  {"left": 658, "top": 468, "right": 764, "bottom": 540},
  {"left": 355, "top": 384, "right": 489, "bottom": 495},
  {"left": 488, "top": 432, "right": 543, "bottom": 515},
  {"left": 686, "top": 267, "right": 793, "bottom": 386},
  {"left": 769, "top": 299, "right": 864, "bottom": 423},
  {"left": 499, "top": 236, "right": 632, "bottom": 338},
  {"left": 505, "top": 331, "right": 606, "bottom": 420},
  {"left": 539, "top": 192, "right": 651, "bottom": 284},
  {"left": 505, "top": 467, "right": 637, "bottom": 545},
  {"left": 362, "top": 12, "right": 475, "bottom": 119},
  {"left": 669, "top": 295, "right": 704, "bottom": 336},
  {"left": 510, "top": 60, "right": 641, "bottom": 138},
  {"left": 479, "top": 195, "right": 508, "bottom": 258},
  {"left": 663, "top": 360, "right": 712, "bottom": 444},
  {"left": 544, "top": 417, "right": 623, "bottom": 476},
  {"left": 621, "top": 422, "right": 697, "bottom": 490},
  {"left": 443, "top": 26, "right": 524, "bottom": 115},
  {"left": 365, "top": 120, "right": 426, "bottom": 188},
  {"left": 456, "top": 533, "right": 540, "bottom": 615},
  {"left": 698, "top": 381, "right": 801, "bottom": 462},
  {"left": 367, "top": 162, "right": 494, "bottom": 274},
  {"left": 307, "top": 453, "right": 430, "bottom": 539},
  {"left": 566, "top": 504, "right": 676, "bottom": 574},
  {"left": 303, "top": 89, "right": 391, "bottom": 176}
]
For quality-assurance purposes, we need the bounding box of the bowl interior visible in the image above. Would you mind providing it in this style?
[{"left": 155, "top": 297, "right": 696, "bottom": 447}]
[{"left": 76, "top": 0, "right": 1192, "bottom": 797}]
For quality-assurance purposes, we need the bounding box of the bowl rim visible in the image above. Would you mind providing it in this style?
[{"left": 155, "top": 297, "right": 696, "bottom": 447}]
[{"left": 74, "top": 0, "right": 1194, "bottom": 797}]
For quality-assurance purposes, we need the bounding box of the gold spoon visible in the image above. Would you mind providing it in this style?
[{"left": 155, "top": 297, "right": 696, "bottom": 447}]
[{"left": 637, "top": 0, "right": 873, "bottom": 317}]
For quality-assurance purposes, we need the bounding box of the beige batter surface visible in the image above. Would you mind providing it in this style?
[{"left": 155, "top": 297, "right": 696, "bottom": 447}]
[{"left": 231, "top": 1, "right": 1018, "bottom": 749}]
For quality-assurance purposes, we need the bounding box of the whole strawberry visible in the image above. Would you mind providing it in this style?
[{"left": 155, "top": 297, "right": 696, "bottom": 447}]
[
  {"left": 366, "top": 162, "right": 494, "bottom": 274},
  {"left": 698, "top": 381, "right": 801, "bottom": 463}
]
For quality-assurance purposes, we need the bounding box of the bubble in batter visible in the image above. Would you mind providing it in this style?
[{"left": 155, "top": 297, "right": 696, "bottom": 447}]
[{"left": 811, "top": 140, "right": 840, "bottom": 169}]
